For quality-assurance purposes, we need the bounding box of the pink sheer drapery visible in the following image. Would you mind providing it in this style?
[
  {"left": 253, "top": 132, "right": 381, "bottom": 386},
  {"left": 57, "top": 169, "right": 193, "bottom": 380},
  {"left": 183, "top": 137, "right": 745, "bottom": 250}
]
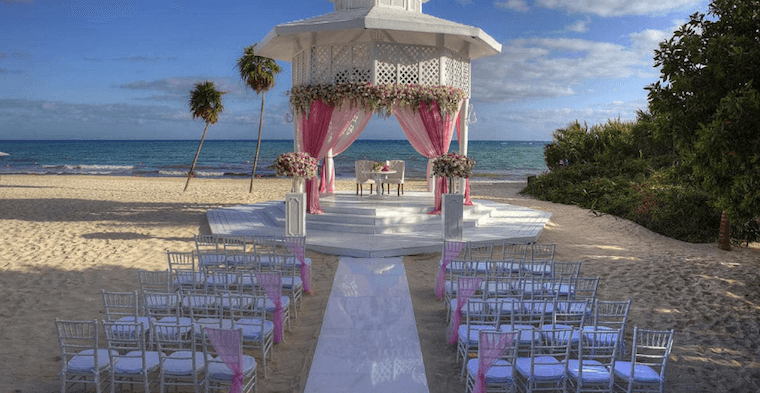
[
  {"left": 448, "top": 276, "right": 483, "bottom": 344},
  {"left": 435, "top": 241, "right": 466, "bottom": 300},
  {"left": 455, "top": 118, "right": 474, "bottom": 206},
  {"left": 473, "top": 331, "right": 516, "bottom": 393},
  {"left": 394, "top": 100, "right": 463, "bottom": 214},
  {"left": 297, "top": 101, "right": 373, "bottom": 214},
  {"left": 283, "top": 236, "right": 310, "bottom": 294},
  {"left": 204, "top": 328, "right": 244, "bottom": 393},
  {"left": 256, "top": 273, "right": 284, "bottom": 342}
]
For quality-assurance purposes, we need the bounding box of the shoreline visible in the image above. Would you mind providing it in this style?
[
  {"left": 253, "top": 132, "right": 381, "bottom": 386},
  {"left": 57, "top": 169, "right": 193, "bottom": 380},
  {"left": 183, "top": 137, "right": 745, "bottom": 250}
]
[{"left": 1, "top": 175, "right": 758, "bottom": 392}]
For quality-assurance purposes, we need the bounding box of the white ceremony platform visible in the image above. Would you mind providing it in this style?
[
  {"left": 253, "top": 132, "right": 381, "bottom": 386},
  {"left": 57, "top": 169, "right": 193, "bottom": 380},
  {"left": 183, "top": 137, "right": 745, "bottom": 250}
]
[{"left": 207, "top": 191, "right": 552, "bottom": 257}]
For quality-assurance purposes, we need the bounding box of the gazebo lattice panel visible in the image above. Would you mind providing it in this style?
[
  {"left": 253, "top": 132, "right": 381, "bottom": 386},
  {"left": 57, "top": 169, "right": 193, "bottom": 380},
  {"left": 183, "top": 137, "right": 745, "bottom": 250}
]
[{"left": 292, "top": 42, "right": 470, "bottom": 97}]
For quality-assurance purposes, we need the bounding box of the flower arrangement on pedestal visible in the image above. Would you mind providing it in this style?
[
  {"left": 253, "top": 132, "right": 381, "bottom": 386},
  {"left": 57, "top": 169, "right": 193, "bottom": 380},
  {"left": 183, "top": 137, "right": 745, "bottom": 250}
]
[
  {"left": 274, "top": 152, "right": 318, "bottom": 192},
  {"left": 431, "top": 153, "right": 476, "bottom": 193}
]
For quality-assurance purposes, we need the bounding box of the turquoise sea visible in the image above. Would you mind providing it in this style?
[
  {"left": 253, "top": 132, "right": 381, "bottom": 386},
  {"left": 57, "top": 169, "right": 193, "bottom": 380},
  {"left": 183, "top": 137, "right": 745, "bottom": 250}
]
[{"left": 0, "top": 140, "right": 548, "bottom": 182}]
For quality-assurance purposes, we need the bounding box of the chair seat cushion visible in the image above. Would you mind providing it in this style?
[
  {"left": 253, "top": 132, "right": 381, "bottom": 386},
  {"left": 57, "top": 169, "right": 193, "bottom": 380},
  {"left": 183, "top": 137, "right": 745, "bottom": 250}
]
[
  {"left": 613, "top": 361, "right": 662, "bottom": 383},
  {"left": 466, "top": 359, "right": 514, "bottom": 383},
  {"left": 486, "top": 297, "right": 520, "bottom": 313},
  {"left": 566, "top": 359, "right": 611, "bottom": 383},
  {"left": 499, "top": 325, "right": 540, "bottom": 344},
  {"left": 238, "top": 318, "right": 275, "bottom": 341},
  {"left": 207, "top": 355, "right": 257, "bottom": 380},
  {"left": 457, "top": 324, "right": 497, "bottom": 346},
  {"left": 162, "top": 351, "right": 208, "bottom": 375},
  {"left": 68, "top": 349, "right": 117, "bottom": 373},
  {"left": 113, "top": 350, "right": 162, "bottom": 374},
  {"left": 253, "top": 296, "right": 291, "bottom": 312},
  {"left": 281, "top": 276, "right": 303, "bottom": 290},
  {"left": 515, "top": 356, "right": 565, "bottom": 381}
]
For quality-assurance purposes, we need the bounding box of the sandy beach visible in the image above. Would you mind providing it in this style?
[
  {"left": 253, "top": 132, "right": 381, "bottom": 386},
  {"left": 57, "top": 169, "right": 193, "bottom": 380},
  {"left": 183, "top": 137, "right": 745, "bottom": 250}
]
[{"left": 0, "top": 175, "right": 758, "bottom": 392}]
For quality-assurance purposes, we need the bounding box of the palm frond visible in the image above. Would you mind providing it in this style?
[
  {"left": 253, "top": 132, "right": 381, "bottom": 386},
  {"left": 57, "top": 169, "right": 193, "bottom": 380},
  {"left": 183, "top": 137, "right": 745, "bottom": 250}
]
[
  {"left": 188, "top": 81, "right": 226, "bottom": 124},
  {"left": 237, "top": 44, "right": 282, "bottom": 94}
]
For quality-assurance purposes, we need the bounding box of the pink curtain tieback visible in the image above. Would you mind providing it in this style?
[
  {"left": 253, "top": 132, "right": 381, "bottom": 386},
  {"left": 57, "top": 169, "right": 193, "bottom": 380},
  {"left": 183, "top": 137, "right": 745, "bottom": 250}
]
[
  {"left": 448, "top": 276, "right": 483, "bottom": 344},
  {"left": 205, "top": 328, "right": 244, "bottom": 393},
  {"left": 256, "top": 273, "right": 284, "bottom": 342}
]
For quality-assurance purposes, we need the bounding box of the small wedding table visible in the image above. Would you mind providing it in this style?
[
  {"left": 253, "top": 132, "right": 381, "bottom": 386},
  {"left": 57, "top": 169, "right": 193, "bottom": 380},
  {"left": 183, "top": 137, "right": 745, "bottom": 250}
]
[{"left": 365, "top": 170, "right": 396, "bottom": 195}]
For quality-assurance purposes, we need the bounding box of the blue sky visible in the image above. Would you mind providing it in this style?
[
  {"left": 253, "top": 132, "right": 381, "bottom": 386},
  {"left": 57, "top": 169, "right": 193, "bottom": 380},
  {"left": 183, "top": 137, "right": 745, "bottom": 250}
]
[{"left": 0, "top": 0, "right": 708, "bottom": 141}]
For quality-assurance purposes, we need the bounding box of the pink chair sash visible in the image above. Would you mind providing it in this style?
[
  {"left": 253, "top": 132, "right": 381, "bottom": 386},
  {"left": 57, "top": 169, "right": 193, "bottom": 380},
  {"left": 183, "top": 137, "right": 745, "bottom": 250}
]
[
  {"left": 474, "top": 331, "right": 515, "bottom": 393},
  {"left": 435, "top": 241, "right": 466, "bottom": 300},
  {"left": 256, "top": 273, "right": 284, "bottom": 342},
  {"left": 448, "top": 276, "right": 483, "bottom": 344},
  {"left": 284, "top": 236, "right": 311, "bottom": 294},
  {"left": 205, "top": 328, "right": 244, "bottom": 393}
]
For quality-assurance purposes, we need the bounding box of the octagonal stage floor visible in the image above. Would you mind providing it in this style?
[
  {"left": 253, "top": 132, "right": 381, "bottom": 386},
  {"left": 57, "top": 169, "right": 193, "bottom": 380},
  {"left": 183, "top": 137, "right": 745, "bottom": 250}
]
[{"left": 207, "top": 191, "right": 552, "bottom": 257}]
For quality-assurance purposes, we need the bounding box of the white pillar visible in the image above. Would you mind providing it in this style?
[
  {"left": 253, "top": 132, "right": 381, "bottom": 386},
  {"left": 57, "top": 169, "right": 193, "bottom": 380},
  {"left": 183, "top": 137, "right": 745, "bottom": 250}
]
[
  {"left": 442, "top": 193, "right": 464, "bottom": 240},
  {"left": 457, "top": 98, "right": 470, "bottom": 194},
  {"left": 325, "top": 148, "right": 334, "bottom": 194},
  {"left": 285, "top": 192, "right": 306, "bottom": 237}
]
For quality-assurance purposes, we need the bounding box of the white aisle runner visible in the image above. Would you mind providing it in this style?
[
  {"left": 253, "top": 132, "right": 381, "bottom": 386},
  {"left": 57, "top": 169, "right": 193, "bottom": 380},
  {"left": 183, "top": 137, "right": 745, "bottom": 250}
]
[{"left": 304, "top": 257, "right": 429, "bottom": 393}]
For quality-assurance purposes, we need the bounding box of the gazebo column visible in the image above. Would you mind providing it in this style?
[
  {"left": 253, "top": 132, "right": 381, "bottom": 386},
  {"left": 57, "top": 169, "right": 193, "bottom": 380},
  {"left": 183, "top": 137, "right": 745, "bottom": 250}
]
[
  {"left": 458, "top": 98, "right": 469, "bottom": 194},
  {"left": 324, "top": 148, "right": 334, "bottom": 194}
]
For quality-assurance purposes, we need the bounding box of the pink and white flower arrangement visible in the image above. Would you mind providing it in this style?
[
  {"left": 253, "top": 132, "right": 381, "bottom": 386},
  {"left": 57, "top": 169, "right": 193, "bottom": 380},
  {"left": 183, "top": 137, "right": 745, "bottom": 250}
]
[
  {"left": 431, "top": 153, "right": 475, "bottom": 179},
  {"left": 274, "top": 152, "right": 318, "bottom": 179}
]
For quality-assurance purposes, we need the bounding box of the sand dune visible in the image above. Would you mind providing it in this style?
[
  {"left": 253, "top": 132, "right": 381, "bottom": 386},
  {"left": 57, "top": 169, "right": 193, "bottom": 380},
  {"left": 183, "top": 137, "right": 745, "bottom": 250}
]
[{"left": 0, "top": 175, "right": 757, "bottom": 392}]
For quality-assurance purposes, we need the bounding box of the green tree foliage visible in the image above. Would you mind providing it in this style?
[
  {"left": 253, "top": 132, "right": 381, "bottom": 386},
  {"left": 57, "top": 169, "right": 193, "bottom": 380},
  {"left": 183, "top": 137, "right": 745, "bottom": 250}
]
[
  {"left": 237, "top": 44, "right": 282, "bottom": 193},
  {"left": 185, "top": 81, "right": 226, "bottom": 192},
  {"left": 647, "top": 0, "right": 760, "bottom": 225}
]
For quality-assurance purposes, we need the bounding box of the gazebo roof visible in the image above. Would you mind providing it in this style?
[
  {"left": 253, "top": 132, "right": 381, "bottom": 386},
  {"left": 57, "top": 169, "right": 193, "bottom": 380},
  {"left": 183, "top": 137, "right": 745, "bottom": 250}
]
[{"left": 256, "top": 4, "right": 501, "bottom": 62}]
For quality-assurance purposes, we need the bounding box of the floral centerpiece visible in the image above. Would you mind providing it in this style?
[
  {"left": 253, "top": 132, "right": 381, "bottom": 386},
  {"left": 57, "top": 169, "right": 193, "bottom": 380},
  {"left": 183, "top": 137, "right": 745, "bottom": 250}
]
[
  {"left": 430, "top": 153, "right": 476, "bottom": 193},
  {"left": 372, "top": 161, "right": 390, "bottom": 172},
  {"left": 275, "top": 152, "right": 318, "bottom": 193}
]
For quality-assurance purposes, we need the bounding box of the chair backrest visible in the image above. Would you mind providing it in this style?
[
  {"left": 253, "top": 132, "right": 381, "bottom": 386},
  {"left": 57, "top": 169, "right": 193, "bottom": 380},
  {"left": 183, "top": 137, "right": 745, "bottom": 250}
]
[
  {"left": 570, "top": 276, "right": 600, "bottom": 303},
  {"left": 552, "top": 260, "right": 582, "bottom": 279},
  {"left": 166, "top": 251, "right": 196, "bottom": 271},
  {"left": 501, "top": 242, "right": 529, "bottom": 260},
  {"left": 355, "top": 160, "right": 374, "bottom": 183},
  {"left": 195, "top": 235, "right": 226, "bottom": 269},
  {"left": 552, "top": 299, "right": 589, "bottom": 328},
  {"left": 628, "top": 327, "right": 674, "bottom": 383},
  {"left": 387, "top": 160, "right": 405, "bottom": 181},
  {"left": 143, "top": 291, "right": 182, "bottom": 321},
  {"left": 102, "top": 319, "right": 150, "bottom": 359},
  {"left": 521, "top": 259, "right": 554, "bottom": 277},
  {"left": 201, "top": 327, "right": 248, "bottom": 390},
  {"left": 54, "top": 318, "right": 102, "bottom": 372},
  {"left": 530, "top": 243, "right": 556, "bottom": 261},
  {"left": 577, "top": 328, "right": 619, "bottom": 389},
  {"left": 138, "top": 269, "right": 171, "bottom": 294},
  {"left": 592, "top": 299, "right": 631, "bottom": 330},
  {"left": 102, "top": 290, "right": 140, "bottom": 322},
  {"left": 467, "top": 240, "right": 495, "bottom": 261}
]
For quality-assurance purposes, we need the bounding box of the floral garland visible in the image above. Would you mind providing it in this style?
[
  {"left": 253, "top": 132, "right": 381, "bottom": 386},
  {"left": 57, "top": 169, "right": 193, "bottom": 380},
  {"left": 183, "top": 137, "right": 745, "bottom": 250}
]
[
  {"left": 274, "top": 152, "right": 318, "bottom": 179},
  {"left": 288, "top": 82, "right": 466, "bottom": 117},
  {"left": 430, "top": 153, "right": 476, "bottom": 178}
]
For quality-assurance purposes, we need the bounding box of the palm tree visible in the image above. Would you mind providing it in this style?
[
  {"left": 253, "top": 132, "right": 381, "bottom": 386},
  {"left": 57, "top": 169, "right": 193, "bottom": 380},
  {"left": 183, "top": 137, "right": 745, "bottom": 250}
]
[
  {"left": 237, "top": 44, "right": 282, "bottom": 193},
  {"left": 185, "top": 81, "right": 225, "bottom": 192}
]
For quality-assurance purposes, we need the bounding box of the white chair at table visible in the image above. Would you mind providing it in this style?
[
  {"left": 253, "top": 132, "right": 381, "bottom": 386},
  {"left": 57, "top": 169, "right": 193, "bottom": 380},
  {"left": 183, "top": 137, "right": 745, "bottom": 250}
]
[
  {"left": 354, "top": 160, "right": 376, "bottom": 196},
  {"left": 381, "top": 160, "right": 405, "bottom": 196}
]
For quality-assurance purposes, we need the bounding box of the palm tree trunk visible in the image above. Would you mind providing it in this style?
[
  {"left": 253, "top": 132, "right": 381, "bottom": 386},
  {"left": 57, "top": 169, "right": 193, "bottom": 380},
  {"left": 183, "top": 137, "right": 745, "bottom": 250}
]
[
  {"left": 249, "top": 92, "right": 266, "bottom": 193},
  {"left": 184, "top": 122, "right": 209, "bottom": 192}
]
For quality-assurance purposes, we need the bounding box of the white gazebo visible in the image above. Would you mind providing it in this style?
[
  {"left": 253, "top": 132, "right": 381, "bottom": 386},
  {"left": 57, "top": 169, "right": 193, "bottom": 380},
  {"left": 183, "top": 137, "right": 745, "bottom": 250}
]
[{"left": 256, "top": 0, "right": 501, "bottom": 218}]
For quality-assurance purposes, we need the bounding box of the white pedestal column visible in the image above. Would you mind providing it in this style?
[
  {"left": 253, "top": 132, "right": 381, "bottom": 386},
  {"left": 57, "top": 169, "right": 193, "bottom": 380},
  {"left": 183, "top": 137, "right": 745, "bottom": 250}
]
[
  {"left": 442, "top": 193, "right": 464, "bottom": 240},
  {"left": 285, "top": 192, "right": 306, "bottom": 237}
]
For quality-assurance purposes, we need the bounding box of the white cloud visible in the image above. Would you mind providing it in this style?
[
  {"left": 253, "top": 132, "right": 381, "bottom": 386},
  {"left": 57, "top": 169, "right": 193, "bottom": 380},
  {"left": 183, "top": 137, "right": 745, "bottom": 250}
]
[
  {"left": 119, "top": 77, "right": 245, "bottom": 101},
  {"left": 494, "top": 0, "right": 530, "bottom": 13},
  {"left": 566, "top": 17, "right": 591, "bottom": 33},
  {"left": 535, "top": 0, "right": 702, "bottom": 17},
  {"left": 472, "top": 37, "right": 653, "bottom": 103}
]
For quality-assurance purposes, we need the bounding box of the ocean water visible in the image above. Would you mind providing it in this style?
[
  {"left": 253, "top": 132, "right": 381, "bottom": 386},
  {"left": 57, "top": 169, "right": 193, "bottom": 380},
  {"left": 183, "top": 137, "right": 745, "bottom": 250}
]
[{"left": 0, "top": 140, "right": 548, "bottom": 182}]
